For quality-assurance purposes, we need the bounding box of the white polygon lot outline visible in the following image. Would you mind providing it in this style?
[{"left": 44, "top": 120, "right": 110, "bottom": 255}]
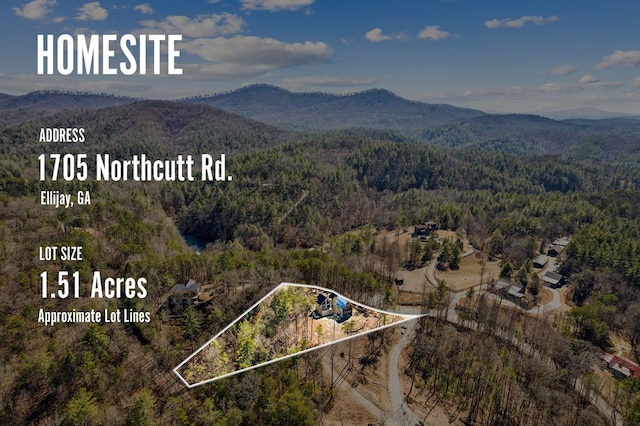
[{"left": 173, "top": 282, "right": 423, "bottom": 388}]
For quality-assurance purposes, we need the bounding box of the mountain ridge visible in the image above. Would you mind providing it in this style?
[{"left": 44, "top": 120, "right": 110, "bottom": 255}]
[
  {"left": 2, "top": 86, "right": 640, "bottom": 162},
  {"left": 0, "top": 90, "right": 137, "bottom": 111},
  {"left": 531, "top": 107, "right": 640, "bottom": 121},
  {"left": 182, "top": 84, "right": 487, "bottom": 132}
]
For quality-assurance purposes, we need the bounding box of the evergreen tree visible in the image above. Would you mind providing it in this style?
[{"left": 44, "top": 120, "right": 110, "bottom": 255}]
[
  {"left": 127, "top": 389, "right": 156, "bottom": 426},
  {"left": 499, "top": 262, "right": 513, "bottom": 279}
]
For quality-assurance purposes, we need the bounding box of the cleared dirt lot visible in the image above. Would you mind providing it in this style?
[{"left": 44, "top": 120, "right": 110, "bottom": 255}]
[{"left": 435, "top": 252, "right": 501, "bottom": 291}]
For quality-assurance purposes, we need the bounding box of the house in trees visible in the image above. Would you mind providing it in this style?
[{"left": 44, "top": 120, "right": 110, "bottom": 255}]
[
  {"left": 547, "top": 245, "right": 564, "bottom": 257},
  {"left": 414, "top": 221, "right": 438, "bottom": 236},
  {"left": 334, "top": 297, "right": 353, "bottom": 322},
  {"left": 168, "top": 279, "right": 202, "bottom": 312},
  {"left": 312, "top": 292, "right": 352, "bottom": 322},
  {"left": 314, "top": 293, "right": 334, "bottom": 318},
  {"left": 552, "top": 237, "right": 571, "bottom": 248},
  {"left": 533, "top": 254, "right": 548, "bottom": 269},
  {"left": 170, "top": 279, "right": 202, "bottom": 296},
  {"left": 603, "top": 354, "right": 640, "bottom": 379},
  {"left": 542, "top": 271, "right": 566, "bottom": 288},
  {"left": 507, "top": 283, "right": 525, "bottom": 299}
]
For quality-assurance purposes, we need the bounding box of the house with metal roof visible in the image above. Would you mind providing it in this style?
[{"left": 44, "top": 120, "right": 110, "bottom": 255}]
[{"left": 542, "top": 271, "right": 565, "bottom": 288}]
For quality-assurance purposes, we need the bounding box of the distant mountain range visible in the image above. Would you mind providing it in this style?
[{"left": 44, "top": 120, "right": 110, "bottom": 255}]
[
  {"left": 531, "top": 107, "right": 640, "bottom": 121},
  {"left": 3, "top": 85, "right": 639, "bottom": 123},
  {"left": 0, "top": 99, "right": 291, "bottom": 158},
  {"left": 1, "top": 85, "right": 639, "bottom": 161},
  {"left": 0, "top": 90, "right": 137, "bottom": 126},
  {"left": 182, "top": 84, "right": 485, "bottom": 133},
  {"left": 0, "top": 90, "right": 136, "bottom": 111}
]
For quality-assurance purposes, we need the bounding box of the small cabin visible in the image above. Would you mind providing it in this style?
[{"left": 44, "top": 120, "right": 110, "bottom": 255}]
[
  {"left": 315, "top": 293, "right": 334, "bottom": 318},
  {"left": 552, "top": 237, "right": 571, "bottom": 248},
  {"left": 542, "top": 271, "right": 566, "bottom": 288},
  {"left": 547, "top": 245, "right": 564, "bottom": 257},
  {"left": 334, "top": 297, "right": 352, "bottom": 322},
  {"left": 532, "top": 254, "right": 548, "bottom": 269},
  {"left": 507, "top": 283, "right": 525, "bottom": 299}
]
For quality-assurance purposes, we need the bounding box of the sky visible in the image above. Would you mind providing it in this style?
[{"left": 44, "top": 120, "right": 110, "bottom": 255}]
[{"left": 2, "top": 0, "right": 640, "bottom": 114}]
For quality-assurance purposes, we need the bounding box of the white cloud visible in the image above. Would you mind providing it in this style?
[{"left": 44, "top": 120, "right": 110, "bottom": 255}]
[
  {"left": 365, "top": 28, "right": 391, "bottom": 42},
  {"left": 76, "top": 2, "right": 108, "bottom": 21},
  {"left": 281, "top": 76, "right": 377, "bottom": 89},
  {"left": 180, "top": 35, "right": 332, "bottom": 72},
  {"left": 584, "top": 81, "right": 623, "bottom": 89},
  {"left": 547, "top": 64, "right": 576, "bottom": 75},
  {"left": 13, "top": 0, "right": 57, "bottom": 20},
  {"left": 52, "top": 16, "right": 64, "bottom": 23},
  {"left": 538, "top": 83, "right": 580, "bottom": 93},
  {"left": 418, "top": 25, "right": 452, "bottom": 40},
  {"left": 579, "top": 74, "right": 600, "bottom": 84},
  {"left": 364, "top": 28, "right": 406, "bottom": 43},
  {"left": 595, "top": 50, "right": 640, "bottom": 70},
  {"left": 484, "top": 15, "right": 558, "bottom": 29},
  {"left": 364, "top": 28, "right": 408, "bottom": 43},
  {"left": 240, "top": 0, "right": 314, "bottom": 11},
  {"left": 134, "top": 3, "right": 154, "bottom": 15},
  {"left": 140, "top": 13, "right": 244, "bottom": 37}
]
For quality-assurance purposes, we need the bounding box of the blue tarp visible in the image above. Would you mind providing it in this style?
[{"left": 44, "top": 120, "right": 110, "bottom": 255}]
[{"left": 336, "top": 297, "right": 347, "bottom": 309}]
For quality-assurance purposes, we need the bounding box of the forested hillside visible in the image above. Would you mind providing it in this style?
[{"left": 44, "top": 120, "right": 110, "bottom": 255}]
[{"left": 2, "top": 95, "right": 640, "bottom": 424}]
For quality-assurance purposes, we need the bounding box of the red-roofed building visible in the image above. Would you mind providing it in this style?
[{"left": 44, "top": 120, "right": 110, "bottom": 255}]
[{"left": 603, "top": 354, "right": 640, "bottom": 379}]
